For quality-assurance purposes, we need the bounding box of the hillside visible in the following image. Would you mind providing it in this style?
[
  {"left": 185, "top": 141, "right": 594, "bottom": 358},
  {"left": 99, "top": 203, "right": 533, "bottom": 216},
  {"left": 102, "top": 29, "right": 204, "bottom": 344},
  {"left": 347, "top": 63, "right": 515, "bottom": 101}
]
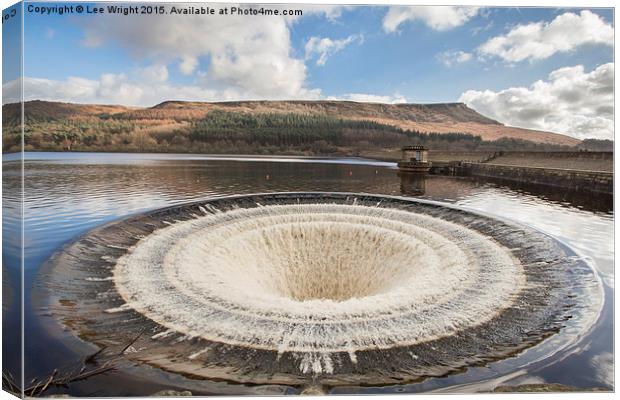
[
  {"left": 152, "top": 100, "right": 501, "bottom": 124},
  {"left": 2, "top": 100, "right": 132, "bottom": 124},
  {"left": 132, "top": 100, "right": 578, "bottom": 146},
  {"left": 2, "top": 100, "right": 581, "bottom": 154}
]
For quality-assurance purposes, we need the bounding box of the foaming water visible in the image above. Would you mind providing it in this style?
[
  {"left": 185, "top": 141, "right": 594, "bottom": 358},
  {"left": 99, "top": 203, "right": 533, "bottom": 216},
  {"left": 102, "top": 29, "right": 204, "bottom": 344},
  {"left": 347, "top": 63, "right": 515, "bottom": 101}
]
[
  {"left": 44, "top": 193, "right": 598, "bottom": 386},
  {"left": 114, "top": 204, "right": 523, "bottom": 355}
]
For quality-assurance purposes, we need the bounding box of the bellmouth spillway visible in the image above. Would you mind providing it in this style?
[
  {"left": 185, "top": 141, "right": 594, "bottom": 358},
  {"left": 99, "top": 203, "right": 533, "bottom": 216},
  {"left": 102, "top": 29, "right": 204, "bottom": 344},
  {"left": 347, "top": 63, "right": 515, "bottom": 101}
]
[{"left": 43, "top": 192, "right": 599, "bottom": 386}]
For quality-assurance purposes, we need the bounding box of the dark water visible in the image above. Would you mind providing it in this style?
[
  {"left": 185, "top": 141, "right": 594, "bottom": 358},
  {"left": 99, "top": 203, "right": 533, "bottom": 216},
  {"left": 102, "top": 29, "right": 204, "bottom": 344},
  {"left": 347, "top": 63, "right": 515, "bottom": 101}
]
[{"left": 2, "top": 152, "right": 614, "bottom": 395}]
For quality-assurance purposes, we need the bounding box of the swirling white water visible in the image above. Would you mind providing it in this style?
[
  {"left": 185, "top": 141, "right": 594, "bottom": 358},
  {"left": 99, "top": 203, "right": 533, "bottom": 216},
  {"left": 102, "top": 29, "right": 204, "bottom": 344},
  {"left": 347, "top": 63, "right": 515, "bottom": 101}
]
[
  {"left": 113, "top": 204, "right": 525, "bottom": 360},
  {"left": 43, "top": 192, "right": 597, "bottom": 386}
]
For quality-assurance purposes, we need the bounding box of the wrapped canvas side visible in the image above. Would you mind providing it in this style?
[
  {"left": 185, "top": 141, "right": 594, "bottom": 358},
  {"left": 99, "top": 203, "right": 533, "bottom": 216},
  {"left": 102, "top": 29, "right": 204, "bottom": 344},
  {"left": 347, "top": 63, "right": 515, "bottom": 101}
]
[{"left": 2, "top": 1, "right": 24, "bottom": 397}]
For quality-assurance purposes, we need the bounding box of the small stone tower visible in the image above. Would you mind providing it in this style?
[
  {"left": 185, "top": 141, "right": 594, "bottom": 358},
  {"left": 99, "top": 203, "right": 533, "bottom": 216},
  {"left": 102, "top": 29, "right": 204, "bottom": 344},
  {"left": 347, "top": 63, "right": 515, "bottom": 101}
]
[
  {"left": 397, "top": 145, "right": 431, "bottom": 173},
  {"left": 401, "top": 145, "right": 429, "bottom": 163}
]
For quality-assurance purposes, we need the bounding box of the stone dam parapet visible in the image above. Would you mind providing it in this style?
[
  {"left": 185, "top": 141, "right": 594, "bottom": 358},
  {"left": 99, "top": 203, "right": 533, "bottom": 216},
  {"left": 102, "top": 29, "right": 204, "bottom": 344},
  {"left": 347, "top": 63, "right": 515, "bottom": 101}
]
[{"left": 460, "top": 162, "right": 613, "bottom": 194}]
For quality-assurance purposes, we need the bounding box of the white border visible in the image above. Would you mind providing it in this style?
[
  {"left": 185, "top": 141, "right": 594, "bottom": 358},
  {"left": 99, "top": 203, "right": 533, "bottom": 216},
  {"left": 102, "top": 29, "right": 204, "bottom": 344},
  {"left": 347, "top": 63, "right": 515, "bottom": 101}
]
[{"left": 0, "top": 1, "right": 616, "bottom": 400}]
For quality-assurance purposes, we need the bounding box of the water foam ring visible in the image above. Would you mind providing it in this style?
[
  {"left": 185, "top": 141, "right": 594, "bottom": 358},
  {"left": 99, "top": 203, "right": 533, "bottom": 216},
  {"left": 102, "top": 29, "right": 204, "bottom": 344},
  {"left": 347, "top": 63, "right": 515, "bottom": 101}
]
[{"left": 42, "top": 193, "right": 599, "bottom": 386}]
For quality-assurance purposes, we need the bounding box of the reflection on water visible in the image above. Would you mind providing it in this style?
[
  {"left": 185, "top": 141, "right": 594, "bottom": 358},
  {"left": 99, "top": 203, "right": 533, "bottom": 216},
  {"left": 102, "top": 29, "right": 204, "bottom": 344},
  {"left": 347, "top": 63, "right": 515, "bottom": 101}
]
[
  {"left": 1, "top": 152, "right": 614, "bottom": 395},
  {"left": 399, "top": 173, "right": 426, "bottom": 196},
  {"left": 2, "top": 153, "right": 22, "bottom": 388}
]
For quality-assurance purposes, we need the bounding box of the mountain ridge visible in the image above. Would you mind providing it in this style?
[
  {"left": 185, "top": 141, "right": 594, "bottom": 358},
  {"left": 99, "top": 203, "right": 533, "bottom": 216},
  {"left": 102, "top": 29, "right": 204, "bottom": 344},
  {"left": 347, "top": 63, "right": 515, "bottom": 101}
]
[{"left": 3, "top": 99, "right": 580, "bottom": 146}]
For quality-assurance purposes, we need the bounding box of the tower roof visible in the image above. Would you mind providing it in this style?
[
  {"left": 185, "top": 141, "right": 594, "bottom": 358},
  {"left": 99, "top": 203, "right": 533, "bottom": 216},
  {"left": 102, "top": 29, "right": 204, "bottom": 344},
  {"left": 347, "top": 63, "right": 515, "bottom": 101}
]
[{"left": 402, "top": 145, "right": 428, "bottom": 151}]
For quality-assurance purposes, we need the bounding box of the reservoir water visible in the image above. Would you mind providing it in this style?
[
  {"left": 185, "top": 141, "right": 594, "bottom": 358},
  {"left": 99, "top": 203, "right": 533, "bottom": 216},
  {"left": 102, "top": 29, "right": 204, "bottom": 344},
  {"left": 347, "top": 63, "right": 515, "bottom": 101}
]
[{"left": 2, "top": 152, "right": 613, "bottom": 395}]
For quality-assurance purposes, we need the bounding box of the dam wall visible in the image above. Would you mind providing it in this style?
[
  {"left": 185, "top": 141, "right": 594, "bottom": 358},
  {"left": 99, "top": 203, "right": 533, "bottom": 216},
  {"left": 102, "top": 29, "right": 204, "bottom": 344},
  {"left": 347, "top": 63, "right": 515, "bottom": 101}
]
[
  {"left": 461, "top": 162, "right": 613, "bottom": 194},
  {"left": 428, "top": 151, "right": 497, "bottom": 163},
  {"left": 488, "top": 151, "right": 613, "bottom": 172}
]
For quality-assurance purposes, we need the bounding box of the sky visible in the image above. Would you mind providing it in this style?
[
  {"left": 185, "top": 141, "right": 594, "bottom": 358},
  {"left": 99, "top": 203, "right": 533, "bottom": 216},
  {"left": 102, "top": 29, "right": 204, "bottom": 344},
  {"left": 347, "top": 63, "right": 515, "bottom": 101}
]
[{"left": 1, "top": 2, "right": 615, "bottom": 140}]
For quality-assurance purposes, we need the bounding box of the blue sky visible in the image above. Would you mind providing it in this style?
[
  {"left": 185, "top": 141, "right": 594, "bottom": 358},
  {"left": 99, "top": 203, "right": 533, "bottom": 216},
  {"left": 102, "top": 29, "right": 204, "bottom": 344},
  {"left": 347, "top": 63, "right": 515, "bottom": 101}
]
[{"left": 1, "top": 3, "right": 615, "bottom": 139}]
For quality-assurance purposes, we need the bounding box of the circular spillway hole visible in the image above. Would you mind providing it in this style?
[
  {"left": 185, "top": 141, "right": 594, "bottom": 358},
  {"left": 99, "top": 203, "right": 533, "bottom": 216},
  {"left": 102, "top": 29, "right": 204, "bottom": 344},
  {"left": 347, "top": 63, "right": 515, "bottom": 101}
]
[
  {"left": 202, "top": 221, "right": 427, "bottom": 302},
  {"left": 114, "top": 203, "right": 524, "bottom": 345},
  {"left": 43, "top": 193, "right": 599, "bottom": 386}
]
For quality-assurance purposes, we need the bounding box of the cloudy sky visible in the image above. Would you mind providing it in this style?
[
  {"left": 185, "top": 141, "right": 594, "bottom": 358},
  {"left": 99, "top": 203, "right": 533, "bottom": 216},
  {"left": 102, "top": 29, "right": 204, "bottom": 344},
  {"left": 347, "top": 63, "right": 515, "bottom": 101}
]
[{"left": 2, "top": 3, "right": 614, "bottom": 139}]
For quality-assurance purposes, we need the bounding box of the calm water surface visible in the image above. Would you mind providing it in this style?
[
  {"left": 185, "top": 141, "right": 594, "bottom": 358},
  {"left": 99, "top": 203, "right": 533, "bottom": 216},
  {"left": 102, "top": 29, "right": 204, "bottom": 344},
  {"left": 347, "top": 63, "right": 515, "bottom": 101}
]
[{"left": 2, "top": 152, "right": 614, "bottom": 395}]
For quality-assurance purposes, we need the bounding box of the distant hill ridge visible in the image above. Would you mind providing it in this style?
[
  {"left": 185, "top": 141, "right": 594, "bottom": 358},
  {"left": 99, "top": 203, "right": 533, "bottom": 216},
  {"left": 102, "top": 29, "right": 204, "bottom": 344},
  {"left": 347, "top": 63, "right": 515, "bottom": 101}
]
[
  {"left": 3, "top": 99, "right": 579, "bottom": 146},
  {"left": 151, "top": 100, "right": 502, "bottom": 125}
]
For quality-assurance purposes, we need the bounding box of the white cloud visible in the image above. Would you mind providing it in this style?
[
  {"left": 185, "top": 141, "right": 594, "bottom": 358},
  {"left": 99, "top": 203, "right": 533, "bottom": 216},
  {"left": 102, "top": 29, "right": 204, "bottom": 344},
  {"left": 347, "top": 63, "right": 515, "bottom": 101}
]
[
  {"left": 5, "top": 74, "right": 412, "bottom": 107},
  {"left": 328, "top": 93, "right": 408, "bottom": 104},
  {"left": 383, "top": 6, "right": 480, "bottom": 33},
  {"left": 2, "top": 79, "right": 21, "bottom": 104},
  {"left": 437, "top": 51, "right": 472, "bottom": 67},
  {"left": 3, "top": 73, "right": 410, "bottom": 107},
  {"left": 471, "top": 20, "right": 493, "bottom": 36},
  {"left": 3, "top": 77, "right": 101, "bottom": 105},
  {"left": 302, "top": 5, "right": 353, "bottom": 21},
  {"left": 138, "top": 65, "right": 169, "bottom": 83},
  {"left": 79, "top": 11, "right": 318, "bottom": 99},
  {"left": 1, "top": 7, "right": 404, "bottom": 107},
  {"left": 305, "top": 34, "right": 363, "bottom": 66},
  {"left": 2, "top": 72, "right": 322, "bottom": 107},
  {"left": 459, "top": 63, "right": 614, "bottom": 140},
  {"left": 179, "top": 57, "right": 198, "bottom": 75},
  {"left": 478, "top": 10, "right": 613, "bottom": 63}
]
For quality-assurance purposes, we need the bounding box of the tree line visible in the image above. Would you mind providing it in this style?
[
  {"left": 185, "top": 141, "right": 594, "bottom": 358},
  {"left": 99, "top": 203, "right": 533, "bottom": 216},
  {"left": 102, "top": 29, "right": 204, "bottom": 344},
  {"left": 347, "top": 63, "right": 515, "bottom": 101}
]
[{"left": 3, "top": 109, "right": 609, "bottom": 154}]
